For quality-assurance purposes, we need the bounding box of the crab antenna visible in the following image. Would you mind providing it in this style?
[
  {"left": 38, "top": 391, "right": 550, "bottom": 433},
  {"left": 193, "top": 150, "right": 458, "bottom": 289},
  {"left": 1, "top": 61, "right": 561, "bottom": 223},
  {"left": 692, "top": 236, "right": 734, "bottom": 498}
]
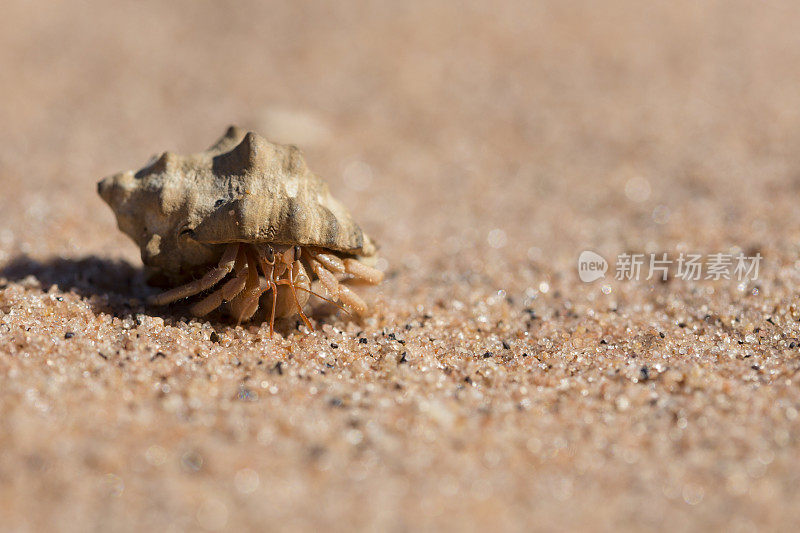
[
  {"left": 286, "top": 266, "right": 314, "bottom": 331},
  {"left": 268, "top": 280, "right": 277, "bottom": 338},
  {"left": 289, "top": 284, "right": 351, "bottom": 316}
]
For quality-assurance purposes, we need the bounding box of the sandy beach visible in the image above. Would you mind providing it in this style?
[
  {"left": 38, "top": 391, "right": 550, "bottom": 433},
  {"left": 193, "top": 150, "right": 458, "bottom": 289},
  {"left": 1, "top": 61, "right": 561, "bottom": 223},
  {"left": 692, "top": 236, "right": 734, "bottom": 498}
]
[{"left": 2, "top": 1, "right": 800, "bottom": 530}]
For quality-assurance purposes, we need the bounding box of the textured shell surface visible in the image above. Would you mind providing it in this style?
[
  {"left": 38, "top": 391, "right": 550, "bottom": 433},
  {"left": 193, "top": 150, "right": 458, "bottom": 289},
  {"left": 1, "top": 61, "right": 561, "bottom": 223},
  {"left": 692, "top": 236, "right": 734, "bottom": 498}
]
[{"left": 98, "top": 126, "right": 377, "bottom": 281}]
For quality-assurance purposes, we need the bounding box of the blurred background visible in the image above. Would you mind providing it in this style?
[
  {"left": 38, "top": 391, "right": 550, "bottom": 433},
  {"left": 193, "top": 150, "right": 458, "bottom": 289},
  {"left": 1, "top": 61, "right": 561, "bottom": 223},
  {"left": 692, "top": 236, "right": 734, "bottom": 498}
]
[
  {"left": 4, "top": 0, "right": 800, "bottom": 272},
  {"left": 2, "top": 0, "right": 800, "bottom": 530}
]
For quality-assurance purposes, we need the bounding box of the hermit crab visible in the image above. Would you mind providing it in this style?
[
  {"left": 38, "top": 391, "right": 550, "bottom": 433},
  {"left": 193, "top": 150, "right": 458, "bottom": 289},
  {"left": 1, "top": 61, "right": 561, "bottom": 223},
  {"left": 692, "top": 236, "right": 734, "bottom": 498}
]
[{"left": 97, "top": 126, "right": 383, "bottom": 333}]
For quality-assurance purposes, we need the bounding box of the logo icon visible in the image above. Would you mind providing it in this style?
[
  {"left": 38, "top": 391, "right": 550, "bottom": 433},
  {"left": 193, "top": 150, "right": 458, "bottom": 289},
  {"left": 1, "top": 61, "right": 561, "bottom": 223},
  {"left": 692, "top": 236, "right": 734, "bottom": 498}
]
[{"left": 578, "top": 251, "right": 607, "bottom": 283}]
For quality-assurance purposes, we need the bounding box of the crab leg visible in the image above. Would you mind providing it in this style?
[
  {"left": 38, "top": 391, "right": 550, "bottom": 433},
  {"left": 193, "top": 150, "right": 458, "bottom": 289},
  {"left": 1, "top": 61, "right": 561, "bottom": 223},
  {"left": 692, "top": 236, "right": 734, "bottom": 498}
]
[
  {"left": 233, "top": 277, "right": 271, "bottom": 324},
  {"left": 336, "top": 284, "right": 367, "bottom": 315},
  {"left": 190, "top": 248, "right": 249, "bottom": 316},
  {"left": 309, "top": 258, "right": 340, "bottom": 298},
  {"left": 291, "top": 284, "right": 350, "bottom": 313},
  {"left": 228, "top": 249, "right": 268, "bottom": 323},
  {"left": 149, "top": 243, "right": 239, "bottom": 305},
  {"left": 313, "top": 252, "right": 345, "bottom": 274},
  {"left": 309, "top": 258, "right": 367, "bottom": 315},
  {"left": 343, "top": 258, "right": 383, "bottom": 284},
  {"left": 279, "top": 260, "right": 314, "bottom": 331},
  {"left": 267, "top": 279, "right": 278, "bottom": 337},
  {"left": 251, "top": 244, "right": 281, "bottom": 337}
]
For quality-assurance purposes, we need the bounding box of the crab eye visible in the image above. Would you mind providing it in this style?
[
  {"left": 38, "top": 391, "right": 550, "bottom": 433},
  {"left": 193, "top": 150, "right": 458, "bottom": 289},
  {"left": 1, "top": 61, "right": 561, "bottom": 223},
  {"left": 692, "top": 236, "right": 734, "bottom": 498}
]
[
  {"left": 264, "top": 246, "right": 275, "bottom": 263},
  {"left": 293, "top": 245, "right": 301, "bottom": 259}
]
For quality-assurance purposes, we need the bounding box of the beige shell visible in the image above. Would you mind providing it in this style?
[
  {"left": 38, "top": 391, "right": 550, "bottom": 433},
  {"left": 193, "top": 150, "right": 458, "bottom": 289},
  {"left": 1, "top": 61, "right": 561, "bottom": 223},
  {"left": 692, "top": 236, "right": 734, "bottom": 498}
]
[{"left": 98, "top": 126, "right": 377, "bottom": 282}]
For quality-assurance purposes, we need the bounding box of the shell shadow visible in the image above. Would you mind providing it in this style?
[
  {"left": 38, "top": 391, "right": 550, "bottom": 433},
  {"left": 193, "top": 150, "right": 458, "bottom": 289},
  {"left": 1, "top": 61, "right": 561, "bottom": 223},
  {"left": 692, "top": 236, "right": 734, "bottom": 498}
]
[
  {"left": 0, "top": 254, "right": 347, "bottom": 331},
  {"left": 0, "top": 254, "right": 151, "bottom": 314}
]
